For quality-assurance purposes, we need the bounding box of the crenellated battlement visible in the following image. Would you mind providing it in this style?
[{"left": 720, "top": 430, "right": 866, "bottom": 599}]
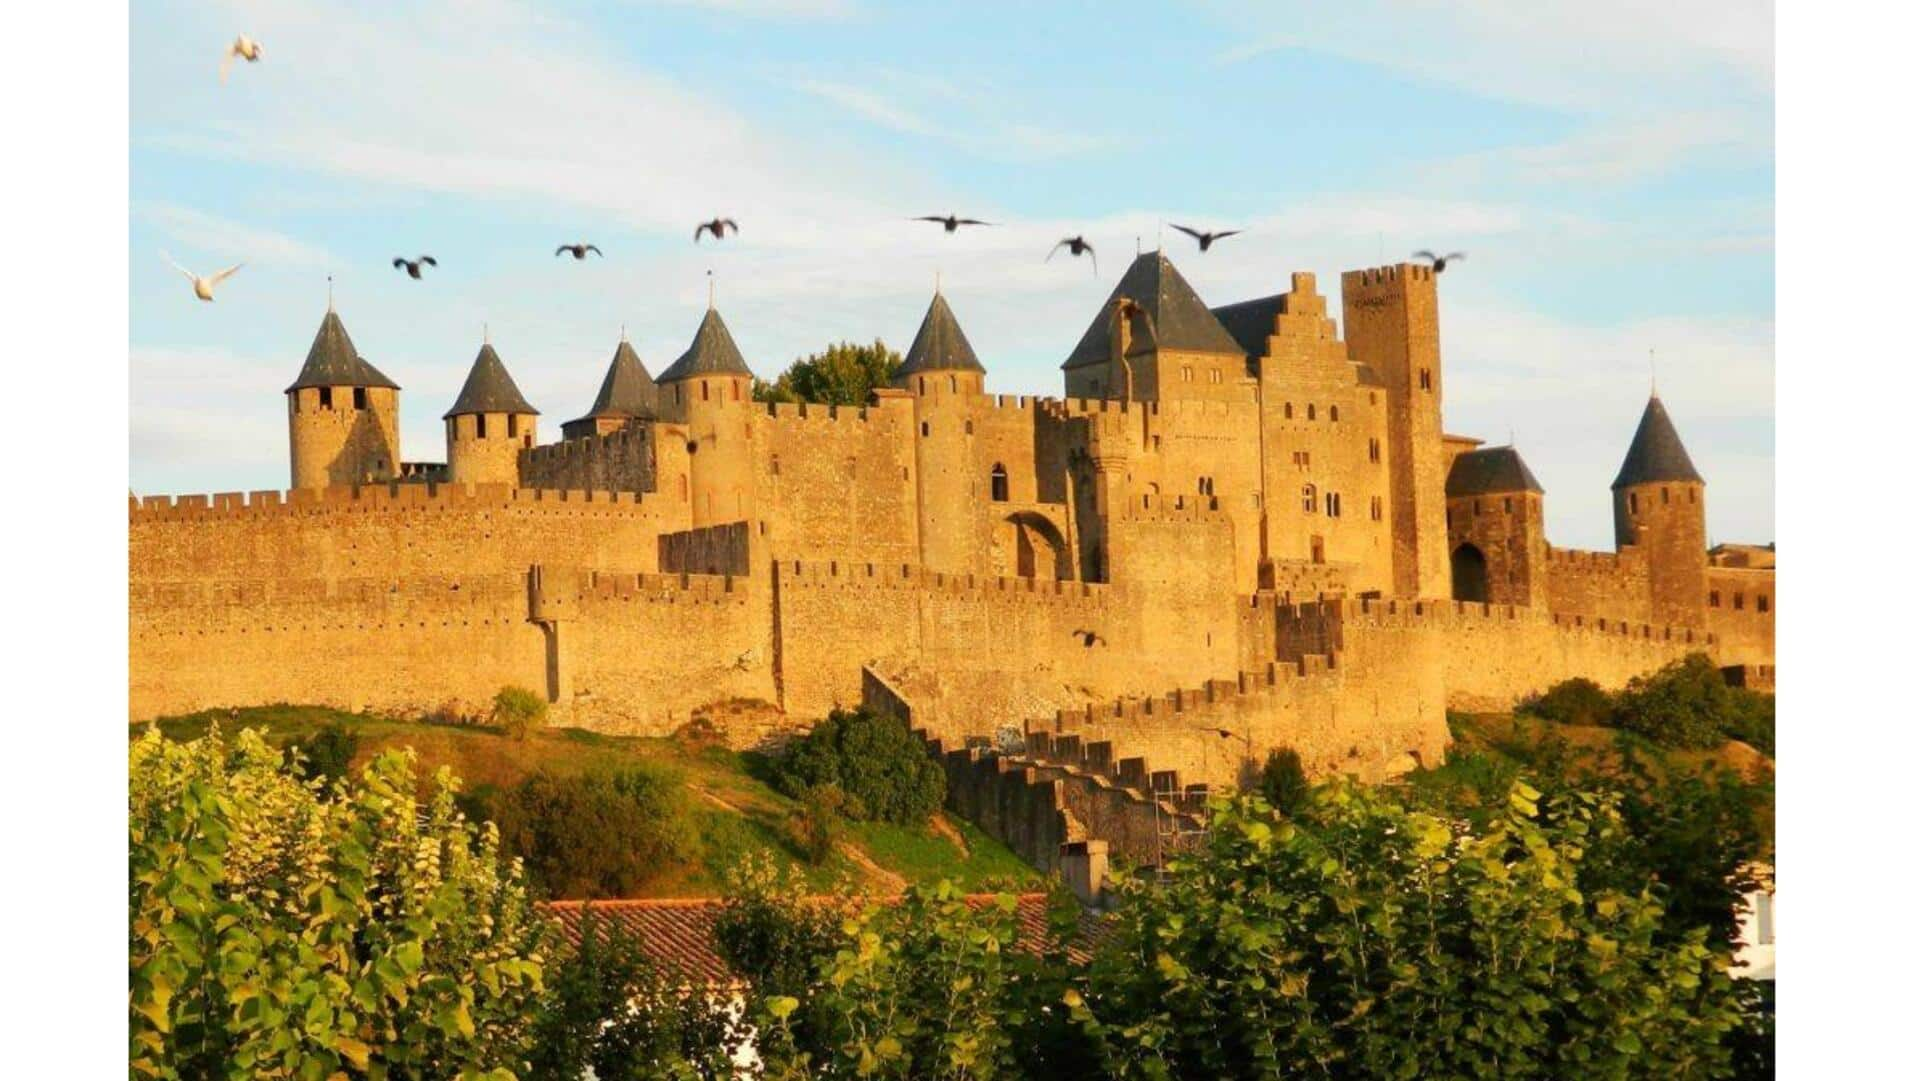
[
  {"left": 522, "top": 425, "right": 654, "bottom": 462},
  {"left": 1116, "top": 493, "right": 1225, "bottom": 521},
  {"left": 1268, "top": 595, "right": 1715, "bottom": 647},
  {"left": 759, "top": 399, "right": 906, "bottom": 425},
  {"left": 130, "top": 482, "right": 668, "bottom": 522},
  {"left": 776, "top": 559, "right": 1111, "bottom": 605},
  {"left": 574, "top": 568, "right": 745, "bottom": 604},
  {"left": 1346, "top": 263, "right": 1436, "bottom": 288}
]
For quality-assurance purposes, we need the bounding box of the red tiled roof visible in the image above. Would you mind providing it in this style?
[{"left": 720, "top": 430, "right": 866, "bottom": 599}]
[{"left": 538, "top": 892, "right": 1095, "bottom": 988}]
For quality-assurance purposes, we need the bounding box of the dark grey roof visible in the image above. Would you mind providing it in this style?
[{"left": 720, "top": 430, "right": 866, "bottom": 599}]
[
  {"left": 895, "top": 293, "right": 984, "bottom": 381},
  {"left": 443, "top": 343, "right": 538, "bottom": 418},
  {"left": 1208, "top": 293, "right": 1384, "bottom": 386},
  {"left": 575, "top": 339, "right": 658, "bottom": 422},
  {"left": 1446, "top": 446, "right": 1544, "bottom": 497},
  {"left": 1063, "top": 252, "right": 1245, "bottom": 369},
  {"left": 656, "top": 308, "right": 753, "bottom": 383},
  {"left": 285, "top": 309, "right": 400, "bottom": 393},
  {"left": 1611, "top": 396, "right": 1703, "bottom": 489}
]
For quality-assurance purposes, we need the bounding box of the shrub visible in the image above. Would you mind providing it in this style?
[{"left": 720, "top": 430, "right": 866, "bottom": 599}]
[
  {"left": 286, "top": 721, "right": 359, "bottom": 784},
  {"left": 770, "top": 707, "right": 945, "bottom": 825},
  {"left": 528, "top": 909, "right": 749, "bottom": 1080},
  {"left": 1520, "top": 675, "right": 1614, "bottom": 727},
  {"left": 493, "top": 685, "right": 548, "bottom": 741},
  {"left": 713, "top": 852, "right": 850, "bottom": 1004},
  {"left": 129, "top": 727, "right": 545, "bottom": 1077},
  {"left": 1256, "top": 747, "right": 1310, "bottom": 815},
  {"left": 482, "top": 766, "right": 696, "bottom": 898},
  {"left": 792, "top": 783, "right": 859, "bottom": 864},
  {"left": 1614, "top": 653, "right": 1741, "bottom": 750}
]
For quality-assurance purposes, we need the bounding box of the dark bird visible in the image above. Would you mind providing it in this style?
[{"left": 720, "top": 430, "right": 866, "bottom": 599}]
[
  {"left": 1072, "top": 629, "right": 1106, "bottom": 648},
  {"left": 1414, "top": 250, "right": 1466, "bottom": 273},
  {"left": 914, "top": 214, "right": 992, "bottom": 233},
  {"left": 694, "top": 218, "right": 739, "bottom": 243},
  {"left": 392, "top": 255, "right": 437, "bottom": 279},
  {"left": 1171, "top": 224, "right": 1242, "bottom": 252},
  {"left": 1048, "top": 235, "right": 1098, "bottom": 275},
  {"left": 555, "top": 243, "right": 603, "bottom": 260}
]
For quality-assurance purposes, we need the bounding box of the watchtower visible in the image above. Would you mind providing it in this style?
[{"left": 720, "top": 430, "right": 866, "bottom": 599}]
[
  {"left": 285, "top": 306, "right": 402, "bottom": 490},
  {"left": 444, "top": 339, "right": 539, "bottom": 486},
  {"left": 1444, "top": 445, "right": 1548, "bottom": 607},
  {"left": 1611, "top": 395, "right": 1707, "bottom": 625},
  {"left": 657, "top": 306, "right": 757, "bottom": 526},
  {"left": 897, "top": 290, "right": 987, "bottom": 572}
]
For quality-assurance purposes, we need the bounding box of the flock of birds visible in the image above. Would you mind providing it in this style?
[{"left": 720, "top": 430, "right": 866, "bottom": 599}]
[{"left": 168, "top": 34, "right": 1468, "bottom": 304}]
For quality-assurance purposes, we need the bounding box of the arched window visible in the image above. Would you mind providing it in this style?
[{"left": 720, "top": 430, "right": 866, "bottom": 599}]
[
  {"left": 1284, "top": 402, "right": 1294, "bottom": 419},
  {"left": 1197, "top": 476, "right": 1214, "bottom": 496},
  {"left": 1307, "top": 404, "right": 1317, "bottom": 420},
  {"left": 1326, "top": 492, "right": 1342, "bottom": 517},
  {"left": 1329, "top": 405, "right": 1339, "bottom": 422},
  {"left": 701, "top": 382, "right": 710, "bottom": 402},
  {"left": 949, "top": 375, "right": 957, "bottom": 392},
  {"left": 1302, "top": 484, "right": 1317, "bottom": 513},
  {"left": 990, "top": 464, "right": 1009, "bottom": 502},
  {"left": 1451, "top": 544, "right": 1489, "bottom": 603}
]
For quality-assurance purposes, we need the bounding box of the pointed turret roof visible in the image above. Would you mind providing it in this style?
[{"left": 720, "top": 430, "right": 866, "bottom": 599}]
[
  {"left": 656, "top": 307, "right": 753, "bottom": 383},
  {"left": 1063, "top": 251, "right": 1245, "bottom": 369},
  {"left": 574, "top": 338, "right": 658, "bottom": 422},
  {"left": 1446, "top": 446, "right": 1544, "bottom": 498},
  {"left": 894, "top": 292, "right": 984, "bottom": 383},
  {"left": 444, "top": 342, "right": 539, "bottom": 418},
  {"left": 284, "top": 309, "right": 400, "bottom": 393},
  {"left": 1611, "top": 396, "right": 1703, "bottom": 489}
]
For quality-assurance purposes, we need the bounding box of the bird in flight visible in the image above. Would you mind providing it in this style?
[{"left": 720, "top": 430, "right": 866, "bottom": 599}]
[
  {"left": 1048, "top": 236, "right": 1098, "bottom": 275},
  {"left": 393, "top": 255, "right": 438, "bottom": 280},
  {"left": 1414, "top": 250, "right": 1467, "bottom": 273},
  {"left": 694, "top": 218, "right": 739, "bottom": 243},
  {"left": 1171, "top": 224, "right": 1241, "bottom": 252},
  {"left": 220, "top": 35, "right": 262, "bottom": 82},
  {"left": 556, "top": 243, "right": 603, "bottom": 260},
  {"left": 162, "top": 252, "right": 244, "bottom": 302},
  {"left": 1072, "top": 629, "right": 1106, "bottom": 647},
  {"left": 914, "top": 214, "right": 992, "bottom": 233}
]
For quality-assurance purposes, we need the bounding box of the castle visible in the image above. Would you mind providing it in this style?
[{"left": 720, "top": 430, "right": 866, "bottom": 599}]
[{"left": 130, "top": 251, "right": 1774, "bottom": 799}]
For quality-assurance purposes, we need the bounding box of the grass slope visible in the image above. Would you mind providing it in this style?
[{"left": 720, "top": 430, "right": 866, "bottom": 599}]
[{"left": 135, "top": 706, "right": 1036, "bottom": 898}]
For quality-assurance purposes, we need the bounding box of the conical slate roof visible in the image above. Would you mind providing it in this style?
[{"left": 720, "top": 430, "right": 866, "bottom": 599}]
[
  {"left": 894, "top": 292, "right": 984, "bottom": 383},
  {"left": 575, "top": 339, "right": 658, "bottom": 422},
  {"left": 285, "top": 309, "right": 401, "bottom": 393},
  {"left": 1063, "top": 252, "right": 1245, "bottom": 369},
  {"left": 443, "top": 343, "right": 539, "bottom": 418},
  {"left": 1611, "top": 396, "right": 1703, "bottom": 489},
  {"left": 1446, "top": 446, "right": 1545, "bottom": 498},
  {"left": 656, "top": 308, "right": 753, "bottom": 383}
]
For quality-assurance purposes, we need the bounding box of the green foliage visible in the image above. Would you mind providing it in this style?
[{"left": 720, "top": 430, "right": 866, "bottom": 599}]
[
  {"left": 1521, "top": 676, "right": 1614, "bottom": 727},
  {"left": 752, "top": 339, "right": 901, "bottom": 406},
  {"left": 477, "top": 766, "right": 696, "bottom": 899},
  {"left": 713, "top": 852, "right": 850, "bottom": 1004},
  {"left": 129, "top": 726, "right": 545, "bottom": 1079},
  {"left": 793, "top": 783, "right": 859, "bottom": 864},
  {"left": 527, "top": 909, "right": 748, "bottom": 1080},
  {"left": 287, "top": 720, "right": 360, "bottom": 784},
  {"left": 1256, "top": 747, "right": 1309, "bottom": 815},
  {"left": 770, "top": 707, "right": 946, "bottom": 826},
  {"left": 1615, "top": 654, "right": 1775, "bottom": 752},
  {"left": 492, "top": 685, "right": 548, "bottom": 742},
  {"left": 1081, "top": 783, "right": 1751, "bottom": 1079}
]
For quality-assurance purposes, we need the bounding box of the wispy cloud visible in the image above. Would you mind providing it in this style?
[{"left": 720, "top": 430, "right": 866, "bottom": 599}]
[
  {"left": 138, "top": 202, "right": 335, "bottom": 267},
  {"left": 794, "top": 79, "right": 939, "bottom": 136},
  {"left": 1427, "top": 112, "right": 1770, "bottom": 188},
  {"left": 790, "top": 71, "right": 1123, "bottom": 162},
  {"left": 645, "top": 0, "right": 854, "bottom": 17}
]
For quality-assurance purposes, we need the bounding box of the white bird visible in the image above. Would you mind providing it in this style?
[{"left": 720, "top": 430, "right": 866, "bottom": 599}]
[
  {"left": 162, "top": 252, "right": 244, "bottom": 302},
  {"left": 220, "top": 35, "right": 262, "bottom": 82}
]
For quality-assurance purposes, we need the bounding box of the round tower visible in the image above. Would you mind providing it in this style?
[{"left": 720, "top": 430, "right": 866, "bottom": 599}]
[
  {"left": 285, "top": 306, "right": 402, "bottom": 490},
  {"left": 1443, "top": 444, "right": 1547, "bottom": 607},
  {"left": 444, "top": 339, "right": 539, "bottom": 487},
  {"left": 656, "top": 306, "right": 756, "bottom": 525},
  {"left": 896, "top": 290, "right": 988, "bottom": 573},
  {"left": 1611, "top": 395, "right": 1707, "bottom": 625}
]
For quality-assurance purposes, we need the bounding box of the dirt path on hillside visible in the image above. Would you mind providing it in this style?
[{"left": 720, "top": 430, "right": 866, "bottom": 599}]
[
  {"left": 836, "top": 841, "right": 907, "bottom": 893},
  {"left": 929, "top": 812, "right": 970, "bottom": 857}
]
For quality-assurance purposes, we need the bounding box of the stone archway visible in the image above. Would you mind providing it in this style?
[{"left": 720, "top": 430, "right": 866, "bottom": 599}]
[
  {"left": 1006, "top": 511, "right": 1071, "bottom": 580},
  {"left": 1451, "top": 543, "right": 1489, "bottom": 603}
]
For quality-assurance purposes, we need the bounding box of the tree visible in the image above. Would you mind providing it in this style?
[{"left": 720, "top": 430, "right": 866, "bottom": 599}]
[
  {"left": 479, "top": 766, "right": 696, "bottom": 899},
  {"left": 768, "top": 707, "right": 946, "bottom": 826},
  {"left": 1081, "top": 783, "right": 1750, "bottom": 1079},
  {"left": 1520, "top": 676, "right": 1614, "bottom": 727},
  {"left": 492, "top": 685, "right": 548, "bottom": 742},
  {"left": 1256, "top": 747, "right": 1309, "bottom": 816},
  {"left": 287, "top": 720, "right": 360, "bottom": 784},
  {"left": 129, "top": 726, "right": 546, "bottom": 1079},
  {"left": 753, "top": 339, "right": 901, "bottom": 406}
]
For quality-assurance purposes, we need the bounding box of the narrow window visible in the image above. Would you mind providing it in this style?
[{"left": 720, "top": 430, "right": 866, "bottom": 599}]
[
  {"left": 990, "top": 464, "right": 1009, "bottom": 502},
  {"left": 965, "top": 420, "right": 974, "bottom": 434},
  {"left": 1473, "top": 499, "right": 1482, "bottom": 516},
  {"left": 1181, "top": 366, "right": 1193, "bottom": 382},
  {"left": 1710, "top": 591, "right": 1721, "bottom": 607},
  {"left": 353, "top": 387, "right": 368, "bottom": 410},
  {"left": 1689, "top": 489, "right": 1696, "bottom": 504},
  {"left": 1330, "top": 405, "right": 1340, "bottom": 422},
  {"left": 1662, "top": 487, "right": 1670, "bottom": 505},
  {"left": 1734, "top": 593, "right": 1745, "bottom": 611},
  {"left": 1371, "top": 496, "right": 1383, "bottom": 521},
  {"left": 921, "top": 421, "right": 930, "bottom": 437},
  {"left": 476, "top": 414, "right": 487, "bottom": 439},
  {"left": 949, "top": 375, "right": 957, "bottom": 392},
  {"left": 1327, "top": 493, "right": 1341, "bottom": 517},
  {"left": 1307, "top": 404, "right": 1317, "bottom": 421},
  {"left": 508, "top": 414, "right": 519, "bottom": 438},
  {"left": 1210, "top": 369, "right": 1221, "bottom": 384},
  {"left": 701, "top": 382, "right": 710, "bottom": 401},
  {"left": 1284, "top": 402, "right": 1294, "bottom": 419},
  {"left": 1503, "top": 497, "right": 1512, "bottom": 514},
  {"left": 1629, "top": 492, "right": 1639, "bottom": 513},
  {"left": 919, "top": 377, "right": 927, "bottom": 393},
  {"left": 1302, "top": 484, "right": 1317, "bottom": 513},
  {"left": 732, "top": 381, "right": 741, "bottom": 401},
  {"left": 1419, "top": 369, "right": 1432, "bottom": 391},
  {"left": 1758, "top": 594, "right": 1769, "bottom": 613},
  {"left": 1368, "top": 438, "right": 1380, "bottom": 463},
  {"left": 1310, "top": 535, "right": 1325, "bottom": 564},
  {"left": 319, "top": 387, "right": 333, "bottom": 409},
  {"left": 771, "top": 455, "right": 780, "bottom": 476}
]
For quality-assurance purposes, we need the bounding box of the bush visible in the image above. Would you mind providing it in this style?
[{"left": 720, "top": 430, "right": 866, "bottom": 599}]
[
  {"left": 770, "top": 707, "right": 945, "bottom": 825},
  {"left": 528, "top": 909, "right": 749, "bottom": 1080},
  {"left": 129, "top": 727, "right": 545, "bottom": 1077},
  {"left": 1614, "top": 653, "right": 1742, "bottom": 750},
  {"left": 792, "top": 783, "right": 859, "bottom": 865},
  {"left": 1520, "top": 676, "right": 1614, "bottom": 727},
  {"left": 1257, "top": 747, "right": 1310, "bottom": 815},
  {"left": 493, "top": 685, "right": 548, "bottom": 741},
  {"left": 286, "top": 721, "right": 359, "bottom": 784},
  {"left": 481, "top": 766, "right": 696, "bottom": 898}
]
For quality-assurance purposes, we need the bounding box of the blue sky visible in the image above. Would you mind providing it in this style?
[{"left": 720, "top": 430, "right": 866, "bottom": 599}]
[{"left": 130, "top": 0, "right": 1773, "bottom": 550}]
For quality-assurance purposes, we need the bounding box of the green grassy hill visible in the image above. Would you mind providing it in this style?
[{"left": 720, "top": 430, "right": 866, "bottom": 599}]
[{"left": 134, "top": 706, "right": 1037, "bottom": 899}]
